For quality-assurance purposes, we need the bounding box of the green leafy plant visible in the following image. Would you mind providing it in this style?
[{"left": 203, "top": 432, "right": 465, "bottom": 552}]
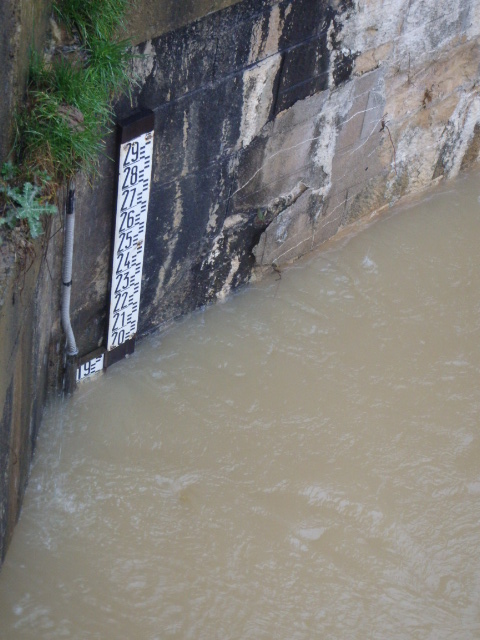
[{"left": 0, "top": 182, "right": 57, "bottom": 238}]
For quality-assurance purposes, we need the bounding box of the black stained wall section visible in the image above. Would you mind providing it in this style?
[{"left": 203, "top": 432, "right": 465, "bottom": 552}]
[
  {"left": 71, "top": 0, "right": 351, "bottom": 355},
  {"left": 133, "top": 0, "right": 342, "bottom": 327}
]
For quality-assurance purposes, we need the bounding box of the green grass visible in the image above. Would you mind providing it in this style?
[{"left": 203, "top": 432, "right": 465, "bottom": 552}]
[
  {"left": 54, "top": 0, "right": 134, "bottom": 98},
  {"left": 16, "top": 2, "right": 135, "bottom": 181},
  {"left": 2, "top": 1, "right": 136, "bottom": 239},
  {"left": 18, "top": 54, "right": 111, "bottom": 177},
  {"left": 86, "top": 36, "right": 133, "bottom": 97},
  {"left": 53, "top": 0, "right": 130, "bottom": 42}
]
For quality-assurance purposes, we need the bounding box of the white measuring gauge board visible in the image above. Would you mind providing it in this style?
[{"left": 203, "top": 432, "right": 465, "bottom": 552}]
[
  {"left": 77, "top": 353, "right": 105, "bottom": 382},
  {"left": 107, "top": 112, "right": 155, "bottom": 352}
]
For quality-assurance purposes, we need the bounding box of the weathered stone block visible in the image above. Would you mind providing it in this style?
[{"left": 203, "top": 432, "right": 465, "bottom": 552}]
[
  {"left": 322, "top": 68, "right": 385, "bottom": 226},
  {"left": 341, "top": 173, "right": 388, "bottom": 225},
  {"left": 212, "top": 0, "right": 279, "bottom": 79},
  {"left": 147, "top": 75, "right": 243, "bottom": 188},
  {"left": 127, "top": 0, "right": 244, "bottom": 44},
  {"left": 279, "top": 0, "right": 334, "bottom": 48},
  {"left": 314, "top": 185, "right": 345, "bottom": 238},
  {"left": 139, "top": 159, "right": 237, "bottom": 330},
  {"left": 233, "top": 112, "right": 322, "bottom": 210},
  {"left": 253, "top": 188, "right": 318, "bottom": 265},
  {"left": 134, "top": 18, "right": 218, "bottom": 107},
  {"left": 354, "top": 42, "right": 393, "bottom": 77},
  {"left": 275, "top": 33, "right": 330, "bottom": 113}
]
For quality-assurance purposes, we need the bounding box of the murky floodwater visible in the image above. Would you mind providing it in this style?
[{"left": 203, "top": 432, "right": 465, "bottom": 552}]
[{"left": 1, "top": 172, "right": 480, "bottom": 639}]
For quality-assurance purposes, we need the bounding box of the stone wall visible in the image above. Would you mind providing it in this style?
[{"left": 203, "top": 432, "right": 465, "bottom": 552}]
[
  {"left": 1, "top": 0, "right": 480, "bottom": 563},
  {"left": 0, "top": 0, "right": 51, "bottom": 165},
  {"left": 0, "top": 0, "right": 57, "bottom": 564},
  {"left": 72, "top": 0, "right": 480, "bottom": 354},
  {"left": 0, "top": 213, "right": 64, "bottom": 563}
]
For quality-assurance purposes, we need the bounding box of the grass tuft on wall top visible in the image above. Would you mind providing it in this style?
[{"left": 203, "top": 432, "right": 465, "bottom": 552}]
[{"left": 1, "top": 1, "right": 136, "bottom": 242}]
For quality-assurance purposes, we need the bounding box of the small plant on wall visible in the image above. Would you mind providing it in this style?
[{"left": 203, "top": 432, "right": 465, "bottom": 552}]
[
  {"left": 0, "top": 0, "right": 135, "bottom": 242},
  {"left": 0, "top": 163, "right": 56, "bottom": 239}
]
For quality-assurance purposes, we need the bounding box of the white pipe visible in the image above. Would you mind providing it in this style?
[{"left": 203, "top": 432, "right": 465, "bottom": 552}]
[{"left": 61, "top": 184, "right": 78, "bottom": 356}]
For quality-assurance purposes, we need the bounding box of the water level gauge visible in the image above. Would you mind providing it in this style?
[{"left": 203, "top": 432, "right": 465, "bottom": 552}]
[{"left": 106, "top": 110, "right": 155, "bottom": 365}]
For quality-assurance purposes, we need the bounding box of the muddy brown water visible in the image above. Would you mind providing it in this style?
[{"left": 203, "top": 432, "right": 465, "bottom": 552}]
[{"left": 0, "top": 171, "right": 479, "bottom": 639}]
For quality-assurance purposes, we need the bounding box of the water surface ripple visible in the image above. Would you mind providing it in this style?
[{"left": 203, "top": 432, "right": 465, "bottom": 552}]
[{"left": 1, "top": 172, "right": 480, "bottom": 639}]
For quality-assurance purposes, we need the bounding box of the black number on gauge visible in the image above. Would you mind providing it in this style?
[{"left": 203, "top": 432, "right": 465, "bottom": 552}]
[
  {"left": 116, "top": 251, "right": 132, "bottom": 274},
  {"left": 118, "top": 230, "right": 133, "bottom": 252},
  {"left": 123, "top": 142, "right": 139, "bottom": 166},
  {"left": 119, "top": 210, "right": 135, "bottom": 233},
  {"left": 122, "top": 165, "right": 139, "bottom": 189},
  {"left": 121, "top": 188, "right": 136, "bottom": 211},
  {"left": 111, "top": 330, "right": 126, "bottom": 347},
  {"left": 114, "top": 291, "right": 128, "bottom": 312},
  {"left": 115, "top": 272, "right": 130, "bottom": 293}
]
